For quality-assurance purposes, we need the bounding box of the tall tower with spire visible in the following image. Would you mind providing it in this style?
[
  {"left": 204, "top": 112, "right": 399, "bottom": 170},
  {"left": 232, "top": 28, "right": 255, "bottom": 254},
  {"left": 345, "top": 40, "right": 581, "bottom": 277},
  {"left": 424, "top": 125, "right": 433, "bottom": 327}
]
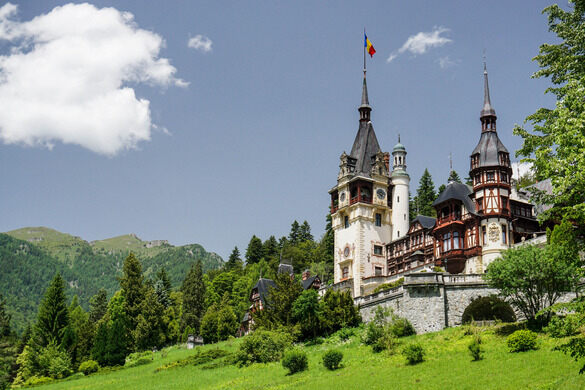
[
  {"left": 469, "top": 62, "right": 513, "bottom": 269},
  {"left": 329, "top": 70, "right": 394, "bottom": 297}
]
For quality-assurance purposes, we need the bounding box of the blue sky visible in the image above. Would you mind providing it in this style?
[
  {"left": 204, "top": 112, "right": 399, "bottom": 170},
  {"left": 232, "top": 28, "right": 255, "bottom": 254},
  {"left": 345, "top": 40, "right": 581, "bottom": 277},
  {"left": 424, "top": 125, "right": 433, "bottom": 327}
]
[{"left": 0, "top": 0, "right": 559, "bottom": 260}]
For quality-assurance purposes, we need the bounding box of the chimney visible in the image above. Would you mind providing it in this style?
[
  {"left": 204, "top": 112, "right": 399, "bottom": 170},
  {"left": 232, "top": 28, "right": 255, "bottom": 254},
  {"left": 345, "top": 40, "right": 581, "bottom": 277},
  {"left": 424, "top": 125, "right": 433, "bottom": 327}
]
[{"left": 302, "top": 269, "right": 311, "bottom": 281}]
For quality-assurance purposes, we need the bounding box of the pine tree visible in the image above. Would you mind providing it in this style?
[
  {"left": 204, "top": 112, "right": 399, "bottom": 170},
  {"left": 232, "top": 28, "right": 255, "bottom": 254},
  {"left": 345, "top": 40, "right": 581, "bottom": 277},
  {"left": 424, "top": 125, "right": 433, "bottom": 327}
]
[
  {"left": 156, "top": 268, "right": 172, "bottom": 294},
  {"left": 0, "top": 293, "right": 16, "bottom": 389},
  {"left": 255, "top": 273, "right": 303, "bottom": 328},
  {"left": 181, "top": 260, "right": 206, "bottom": 334},
  {"left": 262, "top": 236, "right": 279, "bottom": 259},
  {"left": 225, "top": 246, "right": 243, "bottom": 272},
  {"left": 448, "top": 170, "right": 462, "bottom": 183},
  {"left": 119, "top": 253, "right": 145, "bottom": 333},
  {"left": 299, "top": 221, "right": 313, "bottom": 243},
  {"left": 245, "top": 235, "right": 263, "bottom": 264},
  {"left": 288, "top": 221, "right": 301, "bottom": 245},
  {"left": 154, "top": 279, "right": 171, "bottom": 309},
  {"left": 0, "top": 294, "right": 11, "bottom": 338},
  {"left": 416, "top": 169, "right": 437, "bottom": 217},
  {"left": 200, "top": 304, "right": 219, "bottom": 344},
  {"left": 34, "top": 273, "right": 70, "bottom": 348},
  {"left": 133, "top": 286, "right": 166, "bottom": 351},
  {"left": 89, "top": 289, "right": 108, "bottom": 324},
  {"left": 216, "top": 293, "right": 238, "bottom": 341}
]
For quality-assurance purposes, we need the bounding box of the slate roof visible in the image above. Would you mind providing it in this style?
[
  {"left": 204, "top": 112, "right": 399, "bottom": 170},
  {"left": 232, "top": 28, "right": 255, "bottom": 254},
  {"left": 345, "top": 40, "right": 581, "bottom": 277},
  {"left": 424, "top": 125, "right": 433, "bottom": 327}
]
[
  {"left": 412, "top": 215, "right": 436, "bottom": 230},
  {"left": 349, "top": 120, "right": 381, "bottom": 176},
  {"left": 432, "top": 182, "right": 477, "bottom": 215},
  {"left": 277, "top": 263, "right": 294, "bottom": 276},
  {"left": 252, "top": 278, "right": 276, "bottom": 305},
  {"left": 302, "top": 275, "right": 320, "bottom": 290},
  {"left": 471, "top": 131, "right": 509, "bottom": 167}
]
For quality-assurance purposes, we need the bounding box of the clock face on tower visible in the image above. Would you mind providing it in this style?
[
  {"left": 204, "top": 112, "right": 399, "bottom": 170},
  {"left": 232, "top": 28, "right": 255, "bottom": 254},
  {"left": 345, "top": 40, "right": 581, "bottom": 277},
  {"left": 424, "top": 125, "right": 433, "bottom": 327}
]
[
  {"left": 340, "top": 192, "right": 346, "bottom": 202},
  {"left": 376, "top": 189, "right": 386, "bottom": 199}
]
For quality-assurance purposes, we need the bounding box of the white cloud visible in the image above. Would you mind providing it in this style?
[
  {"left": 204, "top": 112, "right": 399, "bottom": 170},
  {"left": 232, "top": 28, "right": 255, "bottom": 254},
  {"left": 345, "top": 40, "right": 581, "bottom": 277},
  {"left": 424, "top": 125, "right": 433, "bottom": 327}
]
[
  {"left": 387, "top": 27, "right": 452, "bottom": 63},
  {"left": 0, "top": 3, "right": 186, "bottom": 156},
  {"left": 437, "top": 56, "right": 457, "bottom": 69},
  {"left": 188, "top": 34, "right": 212, "bottom": 53}
]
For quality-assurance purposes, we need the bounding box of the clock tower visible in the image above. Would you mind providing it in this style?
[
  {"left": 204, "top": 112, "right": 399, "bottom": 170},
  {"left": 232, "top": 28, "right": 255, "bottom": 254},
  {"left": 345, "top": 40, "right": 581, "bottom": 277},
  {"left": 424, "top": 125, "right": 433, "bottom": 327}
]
[{"left": 329, "top": 71, "right": 398, "bottom": 297}]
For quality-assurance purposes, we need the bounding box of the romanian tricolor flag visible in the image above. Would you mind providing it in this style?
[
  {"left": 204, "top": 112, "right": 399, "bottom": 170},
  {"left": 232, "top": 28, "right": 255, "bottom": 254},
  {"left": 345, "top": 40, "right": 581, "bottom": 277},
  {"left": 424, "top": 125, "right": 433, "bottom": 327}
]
[{"left": 364, "top": 34, "right": 376, "bottom": 57}]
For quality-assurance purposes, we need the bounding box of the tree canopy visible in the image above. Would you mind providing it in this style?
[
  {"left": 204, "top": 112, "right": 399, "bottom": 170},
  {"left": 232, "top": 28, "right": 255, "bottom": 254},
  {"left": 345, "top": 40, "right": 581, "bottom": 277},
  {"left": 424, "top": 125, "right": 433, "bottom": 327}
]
[{"left": 514, "top": 0, "right": 585, "bottom": 225}]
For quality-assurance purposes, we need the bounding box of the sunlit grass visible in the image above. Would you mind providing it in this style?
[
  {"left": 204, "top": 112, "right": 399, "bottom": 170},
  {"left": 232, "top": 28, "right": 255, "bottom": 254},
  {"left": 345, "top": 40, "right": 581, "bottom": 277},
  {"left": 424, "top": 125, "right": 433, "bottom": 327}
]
[{"left": 40, "top": 326, "right": 585, "bottom": 390}]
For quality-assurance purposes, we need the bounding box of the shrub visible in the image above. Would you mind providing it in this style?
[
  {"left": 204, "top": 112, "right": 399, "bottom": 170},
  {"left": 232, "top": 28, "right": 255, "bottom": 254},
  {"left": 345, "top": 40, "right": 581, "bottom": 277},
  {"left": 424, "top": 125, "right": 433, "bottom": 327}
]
[
  {"left": 125, "top": 356, "right": 153, "bottom": 368},
  {"left": 507, "top": 330, "right": 538, "bottom": 352},
  {"left": 156, "top": 349, "right": 231, "bottom": 372},
  {"left": 124, "top": 351, "right": 152, "bottom": 367},
  {"left": 544, "top": 315, "right": 580, "bottom": 338},
  {"left": 373, "top": 278, "right": 404, "bottom": 294},
  {"left": 362, "top": 321, "right": 384, "bottom": 346},
  {"left": 372, "top": 327, "right": 398, "bottom": 354},
  {"left": 494, "top": 322, "right": 526, "bottom": 336},
  {"left": 281, "top": 348, "right": 308, "bottom": 375},
  {"left": 468, "top": 334, "right": 483, "bottom": 361},
  {"left": 335, "top": 327, "right": 355, "bottom": 342},
  {"left": 24, "top": 376, "right": 53, "bottom": 386},
  {"left": 402, "top": 343, "right": 425, "bottom": 365},
  {"left": 462, "top": 296, "right": 516, "bottom": 324},
  {"left": 390, "top": 318, "right": 416, "bottom": 338},
  {"left": 38, "top": 344, "right": 73, "bottom": 379},
  {"left": 322, "top": 350, "right": 343, "bottom": 370},
  {"left": 234, "top": 330, "right": 293, "bottom": 366},
  {"left": 78, "top": 360, "right": 100, "bottom": 375}
]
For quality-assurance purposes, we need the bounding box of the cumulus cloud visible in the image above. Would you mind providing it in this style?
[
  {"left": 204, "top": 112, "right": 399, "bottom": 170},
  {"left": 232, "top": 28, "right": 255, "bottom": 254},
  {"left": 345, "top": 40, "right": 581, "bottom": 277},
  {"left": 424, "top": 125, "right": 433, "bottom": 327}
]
[
  {"left": 188, "top": 34, "right": 212, "bottom": 53},
  {"left": 387, "top": 27, "right": 452, "bottom": 63},
  {"left": 0, "top": 3, "right": 186, "bottom": 156}
]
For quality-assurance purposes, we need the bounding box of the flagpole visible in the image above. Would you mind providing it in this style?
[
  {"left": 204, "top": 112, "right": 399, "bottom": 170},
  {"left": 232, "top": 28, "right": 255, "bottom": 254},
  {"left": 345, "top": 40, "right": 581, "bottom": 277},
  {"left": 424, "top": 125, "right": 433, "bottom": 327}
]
[{"left": 363, "top": 28, "right": 367, "bottom": 74}]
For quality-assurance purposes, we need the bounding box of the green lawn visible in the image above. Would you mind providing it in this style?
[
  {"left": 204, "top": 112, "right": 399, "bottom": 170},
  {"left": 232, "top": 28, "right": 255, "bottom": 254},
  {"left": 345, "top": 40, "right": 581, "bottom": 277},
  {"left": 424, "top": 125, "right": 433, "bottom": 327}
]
[{"left": 39, "top": 326, "right": 585, "bottom": 390}]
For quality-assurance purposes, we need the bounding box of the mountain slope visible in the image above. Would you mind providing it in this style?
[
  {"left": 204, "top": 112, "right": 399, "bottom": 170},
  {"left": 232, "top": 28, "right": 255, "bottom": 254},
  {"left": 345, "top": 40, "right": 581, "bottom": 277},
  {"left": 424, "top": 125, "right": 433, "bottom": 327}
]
[{"left": 1, "top": 228, "right": 223, "bottom": 333}]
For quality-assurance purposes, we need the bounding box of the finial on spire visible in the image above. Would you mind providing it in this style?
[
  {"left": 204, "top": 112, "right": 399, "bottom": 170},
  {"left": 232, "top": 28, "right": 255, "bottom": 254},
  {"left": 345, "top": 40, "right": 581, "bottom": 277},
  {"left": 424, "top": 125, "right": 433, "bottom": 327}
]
[
  {"left": 480, "top": 56, "right": 496, "bottom": 121},
  {"left": 398, "top": 134, "right": 401, "bottom": 143}
]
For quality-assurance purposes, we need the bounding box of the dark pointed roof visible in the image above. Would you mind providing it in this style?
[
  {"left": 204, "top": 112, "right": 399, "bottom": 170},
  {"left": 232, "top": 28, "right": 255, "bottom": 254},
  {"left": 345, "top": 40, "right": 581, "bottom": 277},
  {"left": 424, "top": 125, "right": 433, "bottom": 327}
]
[
  {"left": 432, "top": 182, "right": 477, "bottom": 215},
  {"left": 480, "top": 62, "right": 496, "bottom": 119},
  {"left": 251, "top": 278, "right": 276, "bottom": 305},
  {"left": 412, "top": 215, "right": 436, "bottom": 230},
  {"left": 471, "top": 131, "right": 509, "bottom": 166},
  {"left": 302, "top": 275, "right": 320, "bottom": 290},
  {"left": 350, "top": 121, "right": 381, "bottom": 176},
  {"left": 359, "top": 74, "right": 371, "bottom": 109}
]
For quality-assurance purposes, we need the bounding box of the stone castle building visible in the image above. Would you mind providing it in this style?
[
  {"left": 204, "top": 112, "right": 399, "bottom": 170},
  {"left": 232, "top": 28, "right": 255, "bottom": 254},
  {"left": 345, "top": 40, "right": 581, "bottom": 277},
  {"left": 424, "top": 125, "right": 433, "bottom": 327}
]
[{"left": 330, "top": 64, "right": 541, "bottom": 298}]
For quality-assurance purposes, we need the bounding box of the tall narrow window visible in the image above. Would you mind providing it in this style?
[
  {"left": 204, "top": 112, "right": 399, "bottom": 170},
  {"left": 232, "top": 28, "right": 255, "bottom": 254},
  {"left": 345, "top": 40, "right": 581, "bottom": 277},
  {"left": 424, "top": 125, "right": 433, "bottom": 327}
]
[
  {"left": 482, "top": 225, "right": 487, "bottom": 245},
  {"left": 344, "top": 215, "right": 349, "bottom": 229},
  {"left": 502, "top": 224, "right": 507, "bottom": 244},
  {"left": 453, "top": 231, "right": 460, "bottom": 249},
  {"left": 342, "top": 267, "right": 349, "bottom": 279},
  {"left": 375, "top": 213, "right": 382, "bottom": 227},
  {"left": 443, "top": 232, "right": 451, "bottom": 252}
]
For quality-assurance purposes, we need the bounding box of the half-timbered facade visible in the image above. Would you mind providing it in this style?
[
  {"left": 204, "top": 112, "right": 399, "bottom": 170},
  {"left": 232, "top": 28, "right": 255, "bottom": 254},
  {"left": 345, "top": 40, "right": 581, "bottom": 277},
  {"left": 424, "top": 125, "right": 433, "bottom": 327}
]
[{"left": 329, "top": 63, "right": 542, "bottom": 298}]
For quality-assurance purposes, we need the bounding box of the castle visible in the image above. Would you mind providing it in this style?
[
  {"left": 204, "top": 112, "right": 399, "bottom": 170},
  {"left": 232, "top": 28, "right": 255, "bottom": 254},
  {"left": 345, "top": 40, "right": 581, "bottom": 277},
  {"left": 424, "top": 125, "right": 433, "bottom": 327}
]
[{"left": 329, "top": 64, "right": 541, "bottom": 298}]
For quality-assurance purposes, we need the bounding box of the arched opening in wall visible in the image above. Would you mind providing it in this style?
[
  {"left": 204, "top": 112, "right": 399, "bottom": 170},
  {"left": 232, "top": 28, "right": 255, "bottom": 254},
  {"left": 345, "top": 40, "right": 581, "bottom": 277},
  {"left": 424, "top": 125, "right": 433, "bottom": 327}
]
[{"left": 461, "top": 296, "right": 516, "bottom": 324}]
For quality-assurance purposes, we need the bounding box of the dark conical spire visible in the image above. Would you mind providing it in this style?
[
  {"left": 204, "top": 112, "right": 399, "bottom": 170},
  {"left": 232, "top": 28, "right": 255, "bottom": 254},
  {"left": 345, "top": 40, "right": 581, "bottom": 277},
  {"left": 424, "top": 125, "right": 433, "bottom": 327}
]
[
  {"left": 480, "top": 62, "right": 496, "bottom": 118},
  {"left": 358, "top": 70, "right": 371, "bottom": 122},
  {"left": 480, "top": 61, "right": 497, "bottom": 132}
]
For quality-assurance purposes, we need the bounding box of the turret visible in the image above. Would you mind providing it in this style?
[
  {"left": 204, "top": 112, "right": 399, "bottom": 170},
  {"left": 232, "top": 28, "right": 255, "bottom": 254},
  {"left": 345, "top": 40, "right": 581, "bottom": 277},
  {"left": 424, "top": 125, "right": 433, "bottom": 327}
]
[{"left": 391, "top": 135, "right": 410, "bottom": 240}]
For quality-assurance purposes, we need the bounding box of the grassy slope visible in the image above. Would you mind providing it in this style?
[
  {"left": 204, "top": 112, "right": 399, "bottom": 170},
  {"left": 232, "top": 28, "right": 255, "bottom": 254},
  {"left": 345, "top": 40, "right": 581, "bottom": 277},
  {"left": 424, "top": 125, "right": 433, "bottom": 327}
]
[
  {"left": 6, "top": 227, "right": 89, "bottom": 265},
  {"left": 40, "top": 326, "right": 585, "bottom": 390},
  {"left": 91, "top": 234, "right": 169, "bottom": 258}
]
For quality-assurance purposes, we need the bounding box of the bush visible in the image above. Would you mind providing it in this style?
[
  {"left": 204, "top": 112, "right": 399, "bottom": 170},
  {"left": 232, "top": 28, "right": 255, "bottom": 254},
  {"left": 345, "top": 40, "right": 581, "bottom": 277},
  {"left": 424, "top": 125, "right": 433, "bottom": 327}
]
[
  {"left": 390, "top": 318, "right": 416, "bottom": 338},
  {"left": 125, "top": 356, "right": 153, "bottom": 368},
  {"left": 373, "top": 278, "right": 404, "bottom": 294},
  {"left": 468, "top": 335, "right": 483, "bottom": 361},
  {"left": 24, "top": 376, "right": 53, "bottom": 386},
  {"left": 322, "top": 350, "right": 343, "bottom": 370},
  {"left": 234, "top": 330, "right": 293, "bottom": 366},
  {"left": 362, "top": 321, "right": 384, "bottom": 346},
  {"left": 157, "top": 349, "right": 232, "bottom": 372},
  {"left": 494, "top": 322, "right": 526, "bottom": 336},
  {"left": 335, "top": 327, "right": 355, "bottom": 342},
  {"left": 507, "top": 330, "right": 538, "bottom": 352},
  {"left": 124, "top": 351, "right": 152, "bottom": 367},
  {"left": 281, "top": 348, "right": 308, "bottom": 375},
  {"left": 372, "top": 327, "right": 398, "bottom": 354},
  {"left": 402, "top": 343, "right": 425, "bottom": 365},
  {"left": 544, "top": 315, "right": 580, "bottom": 338},
  {"left": 78, "top": 360, "right": 100, "bottom": 375},
  {"left": 38, "top": 344, "right": 73, "bottom": 379},
  {"left": 462, "top": 296, "right": 516, "bottom": 324}
]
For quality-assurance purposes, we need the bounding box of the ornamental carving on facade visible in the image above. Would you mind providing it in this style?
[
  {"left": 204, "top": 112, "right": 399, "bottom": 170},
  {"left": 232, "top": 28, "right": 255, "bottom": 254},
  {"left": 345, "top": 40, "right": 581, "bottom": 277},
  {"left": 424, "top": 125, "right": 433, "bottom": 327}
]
[{"left": 488, "top": 223, "right": 500, "bottom": 242}]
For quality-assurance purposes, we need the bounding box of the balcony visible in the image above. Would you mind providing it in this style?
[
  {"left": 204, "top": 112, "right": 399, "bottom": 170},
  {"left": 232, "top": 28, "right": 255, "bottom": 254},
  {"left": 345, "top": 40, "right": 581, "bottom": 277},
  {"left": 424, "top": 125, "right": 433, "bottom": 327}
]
[{"left": 350, "top": 195, "right": 372, "bottom": 205}]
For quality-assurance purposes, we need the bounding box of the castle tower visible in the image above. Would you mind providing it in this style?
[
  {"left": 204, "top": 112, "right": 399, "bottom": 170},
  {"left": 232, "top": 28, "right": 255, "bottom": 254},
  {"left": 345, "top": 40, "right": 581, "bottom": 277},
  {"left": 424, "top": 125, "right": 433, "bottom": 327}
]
[
  {"left": 390, "top": 136, "right": 410, "bottom": 240},
  {"left": 329, "top": 71, "right": 392, "bottom": 297},
  {"left": 469, "top": 63, "right": 513, "bottom": 269}
]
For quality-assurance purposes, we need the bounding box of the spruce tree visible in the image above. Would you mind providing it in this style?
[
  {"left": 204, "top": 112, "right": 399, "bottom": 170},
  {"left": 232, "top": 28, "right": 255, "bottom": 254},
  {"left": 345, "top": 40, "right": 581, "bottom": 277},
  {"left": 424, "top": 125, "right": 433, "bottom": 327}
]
[
  {"left": 0, "top": 294, "right": 11, "bottom": 338},
  {"left": 181, "top": 260, "right": 206, "bottom": 334},
  {"left": 34, "top": 273, "right": 70, "bottom": 348},
  {"left": 225, "top": 246, "right": 243, "bottom": 271},
  {"left": 448, "top": 170, "right": 462, "bottom": 183},
  {"left": 119, "top": 253, "right": 145, "bottom": 333},
  {"left": 262, "top": 236, "right": 279, "bottom": 260},
  {"left": 156, "top": 268, "right": 172, "bottom": 294},
  {"left": 299, "top": 221, "right": 313, "bottom": 243},
  {"left": 320, "top": 213, "right": 334, "bottom": 267},
  {"left": 133, "top": 287, "right": 166, "bottom": 351},
  {"left": 245, "top": 235, "right": 263, "bottom": 264},
  {"left": 416, "top": 168, "right": 437, "bottom": 217},
  {"left": 216, "top": 293, "right": 238, "bottom": 341},
  {"left": 288, "top": 220, "right": 301, "bottom": 245},
  {"left": 89, "top": 289, "right": 108, "bottom": 323}
]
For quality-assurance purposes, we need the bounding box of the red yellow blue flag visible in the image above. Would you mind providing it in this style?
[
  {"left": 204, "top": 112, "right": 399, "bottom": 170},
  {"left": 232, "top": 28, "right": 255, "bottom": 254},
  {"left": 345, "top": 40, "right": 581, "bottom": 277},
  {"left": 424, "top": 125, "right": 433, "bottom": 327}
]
[{"left": 364, "top": 34, "right": 376, "bottom": 57}]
